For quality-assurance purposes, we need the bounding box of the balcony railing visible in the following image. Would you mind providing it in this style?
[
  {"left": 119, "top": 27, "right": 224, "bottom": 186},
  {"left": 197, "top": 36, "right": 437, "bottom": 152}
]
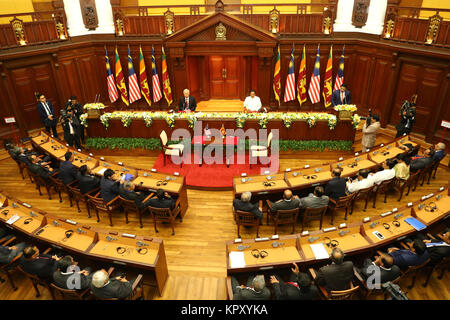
[
  {"left": 382, "top": 5, "right": 450, "bottom": 48},
  {"left": 0, "top": 9, "right": 68, "bottom": 49}
]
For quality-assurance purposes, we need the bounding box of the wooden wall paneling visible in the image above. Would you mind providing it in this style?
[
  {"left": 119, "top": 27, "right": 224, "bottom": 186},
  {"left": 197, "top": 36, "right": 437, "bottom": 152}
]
[
  {"left": 429, "top": 72, "right": 450, "bottom": 144},
  {"left": 257, "top": 56, "right": 272, "bottom": 109},
  {"left": 186, "top": 56, "right": 200, "bottom": 99}
]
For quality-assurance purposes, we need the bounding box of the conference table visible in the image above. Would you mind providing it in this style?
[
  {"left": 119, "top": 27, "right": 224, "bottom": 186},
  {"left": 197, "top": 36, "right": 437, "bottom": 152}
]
[
  {"left": 191, "top": 135, "right": 240, "bottom": 167},
  {"left": 225, "top": 184, "right": 450, "bottom": 299},
  {"left": 31, "top": 131, "right": 189, "bottom": 218},
  {"left": 0, "top": 191, "right": 169, "bottom": 296}
]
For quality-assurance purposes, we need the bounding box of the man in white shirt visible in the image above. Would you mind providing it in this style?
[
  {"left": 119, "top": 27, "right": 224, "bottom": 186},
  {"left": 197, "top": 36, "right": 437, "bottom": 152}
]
[
  {"left": 346, "top": 169, "right": 374, "bottom": 193},
  {"left": 369, "top": 159, "right": 396, "bottom": 185},
  {"left": 243, "top": 90, "right": 262, "bottom": 112}
]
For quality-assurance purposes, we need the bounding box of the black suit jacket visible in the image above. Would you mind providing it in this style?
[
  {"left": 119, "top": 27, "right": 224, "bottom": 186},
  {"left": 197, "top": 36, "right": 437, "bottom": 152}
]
[
  {"left": 100, "top": 178, "right": 120, "bottom": 203},
  {"left": 315, "top": 261, "right": 354, "bottom": 292},
  {"left": 119, "top": 186, "right": 149, "bottom": 210},
  {"left": 28, "top": 163, "right": 53, "bottom": 180},
  {"left": 59, "top": 161, "right": 78, "bottom": 185},
  {"left": 331, "top": 90, "right": 351, "bottom": 106},
  {"left": 178, "top": 96, "right": 197, "bottom": 112},
  {"left": 20, "top": 254, "right": 58, "bottom": 280},
  {"left": 272, "top": 273, "right": 319, "bottom": 300},
  {"left": 427, "top": 240, "right": 450, "bottom": 264},
  {"left": 36, "top": 101, "right": 56, "bottom": 126},
  {"left": 410, "top": 156, "right": 434, "bottom": 172},
  {"left": 53, "top": 270, "right": 92, "bottom": 290},
  {"left": 233, "top": 199, "right": 263, "bottom": 219},
  {"left": 146, "top": 196, "right": 176, "bottom": 210},
  {"left": 359, "top": 259, "right": 401, "bottom": 284},
  {"left": 324, "top": 177, "right": 347, "bottom": 201},
  {"left": 90, "top": 278, "right": 132, "bottom": 299},
  {"left": 77, "top": 173, "right": 100, "bottom": 195},
  {"left": 269, "top": 198, "right": 300, "bottom": 213}
]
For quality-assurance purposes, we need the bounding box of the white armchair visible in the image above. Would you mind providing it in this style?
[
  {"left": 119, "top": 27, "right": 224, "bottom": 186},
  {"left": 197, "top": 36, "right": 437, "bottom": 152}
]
[
  {"left": 250, "top": 131, "right": 272, "bottom": 168},
  {"left": 159, "top": 130, "right": 184, "bottom": 167}
]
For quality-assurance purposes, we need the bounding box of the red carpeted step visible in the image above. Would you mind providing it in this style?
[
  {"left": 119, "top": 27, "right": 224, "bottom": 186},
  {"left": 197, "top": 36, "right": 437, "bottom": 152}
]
[{"left": 152, "top": 153, "right": 279, "bottom": 188}]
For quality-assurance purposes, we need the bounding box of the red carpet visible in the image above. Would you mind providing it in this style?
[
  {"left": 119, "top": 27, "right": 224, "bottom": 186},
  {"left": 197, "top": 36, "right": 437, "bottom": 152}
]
[{"left": 152, "top": 153, "right": 279, "bottom": 188}]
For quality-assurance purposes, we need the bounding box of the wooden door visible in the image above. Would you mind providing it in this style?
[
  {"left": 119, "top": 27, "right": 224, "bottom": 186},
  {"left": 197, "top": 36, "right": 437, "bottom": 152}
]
[{"left": 209, "top": 56, "right": 241, "bottom": 99}]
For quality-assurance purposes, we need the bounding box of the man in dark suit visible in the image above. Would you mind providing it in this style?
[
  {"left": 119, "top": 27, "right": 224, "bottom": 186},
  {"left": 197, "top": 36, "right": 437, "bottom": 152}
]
[
  {"left": 324, "top": 168, "right": 347, "bottom": 201},
  {"left": 59, "top": 152, "right": 78, "bottom": 185},
  {"left": 331, "top": 84, "right": 351, "bottom": 106},
  {"left": 410, "top": 148, "right": 435, "bottom": 173},
  {"left": 61, "top": 108, "right": 82, "bottom": 149},
  {"left": 20, "top": 245, "right": 60, "bottom": 281},
  {"left": 53, "top": 255, "right": 92, "bottom": 290},
  {"left": 77, "top": 165, "right": 100, "bottom": 195},
  {"left": 268, "top": 189, "right": 300, "bottom": 213},
  {"left": 90, "top": 269, "right": 133, "bottom": 299},
  {"left": 357, "top": 253, "right": 401, "bottom": 285},
  {"left": 314, "top": 248, "right": 354, "bottom": 292},
  {"left": 270, "top": 262, "right": 319, "bottom": 300},
  {"left": 411, "top": 231, "right": 449, "bottom": 265},
  {"left": 296, "top": 186, "right": 329, "bottom": 210},
  {"left": 0, "top": 241, "right": 25, "bottom": 265},
  {"left": 100, "top": 169, "right": 122, "bottom": 203},
  {"left": 433, "top": 142, "right": 446, "bottom": 162},
  {"left": 65, "top": 96, "right": 85, "bottom": 142},
  {"left": 232, "top": 191, "right": 263, "bottom": 219},
  {"left": 119, "top": 181, "right": 152, "bottom": 210},
  {"left": 36, "top": 93, "right": 58, "bottom": 138},
  {"left": 231, "top": 274, "right": 271, "bottom": 300},
  {"left": 387, "top": 238, "right": 429, "bottom": 269},
  {"left": 28, "top": 155, "right": 56, "bottom": 182},
  {"left": 146, "top": 188, "right": 176, "bottom": 210},
  {"left": 178, "top": 88, "right": 197, "bottom": 112}
]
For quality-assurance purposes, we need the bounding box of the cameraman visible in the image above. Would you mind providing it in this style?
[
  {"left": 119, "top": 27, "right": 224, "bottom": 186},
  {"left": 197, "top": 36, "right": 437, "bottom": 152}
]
[
  {"left": 65, "top": 96, "right": 85, "bottom": 142},
  {"left": 395, "top": 101, "right": 416, "bottom": 138},
  {"left": 61, "top": 108, "right": 81, "bottom": 149}
]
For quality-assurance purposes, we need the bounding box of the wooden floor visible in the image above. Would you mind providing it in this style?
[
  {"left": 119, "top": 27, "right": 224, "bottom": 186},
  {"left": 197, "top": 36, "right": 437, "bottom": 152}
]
[{"left": 0, "top": 129, "right": 449, "bottom": 300}]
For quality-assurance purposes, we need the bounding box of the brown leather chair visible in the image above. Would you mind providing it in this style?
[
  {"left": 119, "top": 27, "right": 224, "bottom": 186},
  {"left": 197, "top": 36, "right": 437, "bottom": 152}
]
[
  {"left": 86, "top": 192, "right": 120, "bottom": 226},
  {"left": 309, "top": 268, "right": 359, "bottom": 300},
  {"left": 233, "top": 209, "right": 260, "bottom": 238},
  {"left": 350, "top": 185, "right": 375, "bottom": 214},
  {"left": 29, "top": 171, "right": 53, "bottom": 200},
  {"left": 11, "top": 157, "right": 26, "bottom": 180},
  {"left": 301, "top": 206, "right": 328, "bottom": 232},
  {"left": 0, "top": 237, "right": 21, "bottom": 291},
  {"left": 419, "top": 162, "right": 435, "bottom": 186},
  {"left": 371, "top": 178, "right": 395, "bottom": 208},
  {"left": 266, "top": 200, "right": 299, "bottom": 234},
  {"left": 328, "top": 193, "right": 354, "bottom": 225},
  {"left": 393, "top": 170, "right": 420, "bottom": 201},
  {"left": 119, "top": 193, "right": 154, "bottom": 228},
  {"left": 149, "top": 201, "right": 182, "bottom": 235},
  {"left": 67, "top": 184, "right": 96, "bottom": 216},
  {"left": 353, "top": 266, "right": 401, "bottom": 299},
  {"left": 431, "top": 158, "right": 443, "bottom": 180},
  {"left": 50, "top": 283, "right": 91, "bottom": 300},
  {"left": 49, "top": 175, "right": 76, "bottom": 206}
]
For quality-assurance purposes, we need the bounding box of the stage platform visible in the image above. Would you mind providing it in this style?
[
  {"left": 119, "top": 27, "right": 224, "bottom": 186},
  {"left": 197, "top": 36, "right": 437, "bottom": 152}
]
[{"left": 196, "top": 99, "right": 244, "bottom": 112}]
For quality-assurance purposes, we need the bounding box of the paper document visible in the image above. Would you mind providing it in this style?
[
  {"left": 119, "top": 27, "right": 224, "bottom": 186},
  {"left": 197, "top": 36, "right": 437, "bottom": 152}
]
[
  {"left": 97, "top": 168, "right": 107, "bottom": 175},
  {"left": 229, "top": 251, "right": 246, "bottom": 268},
  {"left": 310, "top": 243, "right": 330, "bottom": 260},
  {"left": 6, "top": 214, "right": 20, "bottom": 225}
]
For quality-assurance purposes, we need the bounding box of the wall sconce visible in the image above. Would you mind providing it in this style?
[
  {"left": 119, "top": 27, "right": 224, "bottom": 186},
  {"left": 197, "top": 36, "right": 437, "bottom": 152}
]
[
  {"left": 55, "top": 21, "right": 67, "bottom": 40},
  {"left": 269, "top": 8, "right": 280, "bottom": 34},
  {"left": 164, "top": 9, "right": 174, "bottom": 35},
  {"left": 323, "top": 7, "right": 332, "bottom": 34},
  {"left": 10, "top": 17, "right": 26, "bottom": 45},
  {"left": 116, "top": 17, "right": 124, "bottom": 36},
  {"left": 384, "top": 19, "right": 394, "bottom": 38},
  {"left": 425, "top": 14, "right": 442, "bottom": 45}
]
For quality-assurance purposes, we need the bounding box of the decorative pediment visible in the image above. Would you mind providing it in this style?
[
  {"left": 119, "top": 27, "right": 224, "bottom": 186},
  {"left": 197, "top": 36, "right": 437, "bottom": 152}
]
[{"left": 187, "top": 23, "right": 255, "bottom": 42}]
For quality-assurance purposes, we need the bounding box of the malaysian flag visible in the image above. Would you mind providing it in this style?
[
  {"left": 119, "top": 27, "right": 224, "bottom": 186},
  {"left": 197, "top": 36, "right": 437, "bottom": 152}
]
[
  {"left": 127, "top": 46, "right": 141, "bottom": 104},
  {"left": 151, "top": 46, "right": 162, "bottom": 103},
  {"left": 334, "top": 46, "right": 345, "bottom": 91},
  {"left": 104, "top": 48, "right": 118, "bottom": 103},
  {"left": 283, "top": 46, "right": 296, "bottom": 102},
  {"left": 308, "top": 45, "right": 321, "bottom": 104}
]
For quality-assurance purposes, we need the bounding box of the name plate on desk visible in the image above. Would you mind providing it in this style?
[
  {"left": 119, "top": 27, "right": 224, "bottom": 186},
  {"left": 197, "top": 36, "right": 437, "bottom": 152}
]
[
  {"left": 363, "top": 217, "right": 371, "bottom": 223},
  {"left": 301, "top": 231, "right": 309, "bottom": 236},
  {"left": 6, "top": 215, "right": 20, "bottom": 225},
  {"left": 381, "top": 211, "right": 392, "bottom": 217},
  {"left": 339, "top": 223, "right": 347, "bottom": 229},
  {"left": 65, "top": 219, "right": 77, "bottom": 225},
  {"left": 122, "top": 233, "right": 136, "bottom": 238},
  {"left": 407, "top": 202, "right": 413, "bottom": 207},
  {"left": 22, "top": 203, "right": 31, "bottom": 208},
  {"left": 234, "top": 238, "right": 242, "bottom": 243},
  {"left": 323, "top": 227, "right": 337, "bottom": 232},
  {"left": 255, "top": 237, "right": 270, "bottom": 242},
  {"left": 440, "top": 187, "right": 445, "bottom": 191}
]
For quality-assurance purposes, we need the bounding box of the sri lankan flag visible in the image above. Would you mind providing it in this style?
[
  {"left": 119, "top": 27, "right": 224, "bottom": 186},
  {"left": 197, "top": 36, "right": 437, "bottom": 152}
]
[
  {"left": 322, "top": 45, "right": 333, "bottom": 108},
  {"left": 273, "top": 45, "right": 281, "bottom": 106},
  {"left": 161, "top": 46, "right": 173, "bottom": 106},
  {"left": 297, "top": 45, "right": 307, "bottom": 106},
  {"left": 139, "top": 46, "right": 151, "bottom": 106},
  {"left": 115, "top": 47, "right": 129, "bottom": 106}
]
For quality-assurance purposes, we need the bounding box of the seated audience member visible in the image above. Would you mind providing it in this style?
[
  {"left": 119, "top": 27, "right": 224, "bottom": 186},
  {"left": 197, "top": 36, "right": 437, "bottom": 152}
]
[
  {"left": 20, "top": 245, "right": 60, "bottom": 280},
  {"left": 410, "top": 148, "right": 435, "bottom": 173},
  {"left": 100, "top": 169, "right": 123, "bottom": 203},
  {"left": 414, "top": 230, "right": 450, "bottom": 265},
  {"left": 369, "top": 159, "right": 396, "bottom": 186},
  {"left": 315, "top": 248, "right": 354, "bottom": 292},
  {"left": 28, "top": 155, "right": 55, "bottom": 182},
  {"left": 11, "top": 146, "right": 41, "bottom": 166},
  {"left": 268, "top": 189, "right": 300, "bottom": 213},
  {"left": 119, "top": 181, "right": 152, "bottom": 210},
  {"left": 90, "top": 269, "right": 133, "bottom": 299},
  {"left": 433, "top": 142, "right": 446, "bottom": 162},
  {"left": 270, "top": 262, "right": 319, "bottom": 300},
  {"left": 387, "top": 238, "right": 429, "bottom": 269},
  {"left": 230, "top": 274, "right": 271, "bottom": 300},
  {"left": 358, "top": 253, "right": 401, "bottom": 284},
  {"left": 324, "top": 168, "right": 347, "bottom": 201},
  {"left": 346, "top": 169, "right": 374, "bottom": 193},
  {"left": 0, "top": 241, "right": 26, "bottom": 265},
  {"left": 77, "top": 165, "right": 100, "bottom": 194},
  {"left": 146, "top": 188, "right": 176, "bottom": 210},
  {"left": 296, "top": 186, "right": 329, "bottom": 210},
  {"left": 232, "top": 191, "right": 263, "bottom": 219},
  {"left": 53, "top": 255, "right": 92, "bottom": 290},
  {"left": 394, "top": 153, "right": 410, "bottom": 180},
  {"left": 59, "top": 152, "right": 78, "bottom": 185}
]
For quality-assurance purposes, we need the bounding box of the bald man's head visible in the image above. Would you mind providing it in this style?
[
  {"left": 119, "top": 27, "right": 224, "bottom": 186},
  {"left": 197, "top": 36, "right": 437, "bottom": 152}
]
[
  {"left": 331, "top": 248, "right": 344, "bottom": 265},
  {"left": 284, "top": 189, "right": 293, "bottom": 200}
]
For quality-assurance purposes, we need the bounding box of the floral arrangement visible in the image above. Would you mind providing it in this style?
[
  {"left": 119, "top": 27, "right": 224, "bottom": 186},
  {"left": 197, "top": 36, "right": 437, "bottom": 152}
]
[
  {"left": 100, "top": 113, "right": 112, "bottom": 129},
  {"left": 142, "top": 112, "right": 153, "bottom": 127},
  {"left": 334, "top": 104, "right": 357, "bottom": 112},
  {"left": 282, "top": 114, "right": 293, "bottom": 129},
  {"left": 351, "top": 114, "right": 361, "bottom": 129},
  {"left": 306, "top": 114, "right": 317, "bottom": 128},
  {"left": 327, "top": 114, "right": 337, "bottom": 130},
  {"left": 187, "top": 113, "right": 197, "bottom": 129},
  {"left": 83, "top": 103, "right": 106, "bottom": 110},
  {"left": 258, "top": 114, "right": 269, "bottom": 129},
  {"left": 164, "top": 113, "right": 175, "bottom": 128},
  {"left": 120, "top": 113, "right": 133, "bottom": 128},
  {"left": 236, "top": 114, "right": 248, "bottom": 128},
  {"left": 79, "top": 113, "right": 88, "bottom": 127}
]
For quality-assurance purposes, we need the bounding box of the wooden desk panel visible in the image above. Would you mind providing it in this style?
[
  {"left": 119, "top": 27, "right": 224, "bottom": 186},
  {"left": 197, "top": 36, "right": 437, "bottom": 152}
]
[
  {"left": 330, "top": 154, "right": 377, "bottom": 177},
  {"left": 92, "top": 161, "right": 137, "bottom": 180},
  {"left": 369, "top": 143, "right": 405, "bottom": 164},
  {"left": 0, "top": 204, "right": 44, "bottom": 234},
  {"left": 35, "top": 223, "right": 94, "bottom": 252},
  {"left": 286, "top": 165, "right": 333, "bottom": 188},
  {"left": 234, "top": 173, "right": 289, "bottom": 195},
  {"left": 39, "top": 140, "right": 68, "bottom": 159},
  {"left": 31, "top": 132, "right": 48, "bottom": 146},
  {"left": 134, "top": 171, "right": 183, "bottom": 194},
  {"left": 397, "top": 137, "right": 418, "bottom": 148},
  {"left": 63, "top": 152, "right": 98, "bottom": 170},
  {"left": 414, "top": 191, "right": 450, "bottom": 225},
  {"left": 363, "top": 212, "right": 415, "bottom": 244}
]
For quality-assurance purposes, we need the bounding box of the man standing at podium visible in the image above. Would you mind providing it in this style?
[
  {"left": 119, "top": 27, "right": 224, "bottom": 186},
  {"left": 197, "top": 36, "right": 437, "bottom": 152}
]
[
  {"left": 332, "top": 84, "right": 351, "bottom": 106},
  {"left": 178, "top": 89, "right": 197, "bottom": 112},
  {"left": 244, "top": 90, "right": 262, "bottom": 112}
]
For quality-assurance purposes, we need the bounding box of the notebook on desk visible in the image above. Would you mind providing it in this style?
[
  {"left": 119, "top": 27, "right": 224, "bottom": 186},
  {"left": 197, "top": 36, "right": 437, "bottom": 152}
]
[{"left": 404, "top": 217, "right": 426, "bottom": 231}]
